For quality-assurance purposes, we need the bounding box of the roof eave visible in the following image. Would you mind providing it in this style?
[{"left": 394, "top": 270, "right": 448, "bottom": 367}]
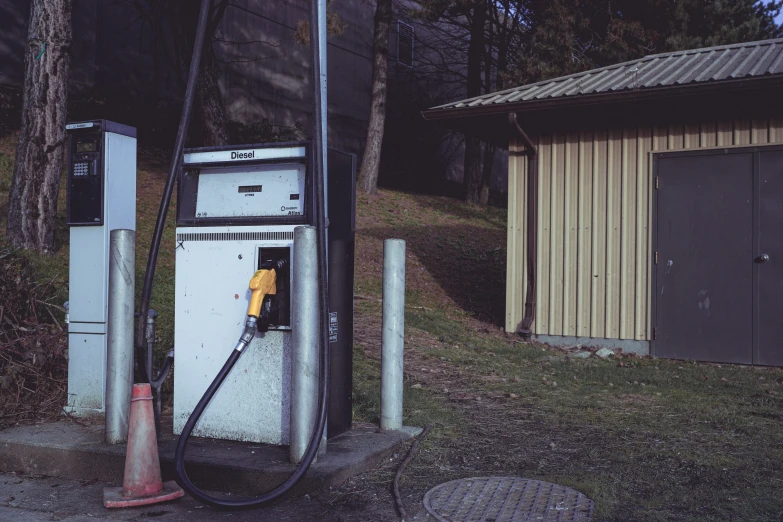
[{"left": 421, "top": 75, "right": 783, "bottom": 123}]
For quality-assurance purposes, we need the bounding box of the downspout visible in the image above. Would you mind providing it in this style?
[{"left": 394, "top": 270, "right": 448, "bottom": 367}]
[{"left": 508, "top": 113, "right": 537, "bottom": 341}]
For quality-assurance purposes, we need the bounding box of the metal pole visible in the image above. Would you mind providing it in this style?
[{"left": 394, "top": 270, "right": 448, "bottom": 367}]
[
  {"left": 310, "top": 0, "right": 329, "bottom": 459},
  {"left": 315, "top": 0, "right": 328, "bottom": 218},
  {"left": 381, "top": 239, "right": 406, "bottom": 431},
  {"left": 290, "top": 226, "right": 322, "bottom": 463},
  {"left": 105, "top": 229, "right": 136, "bottom": 444}
]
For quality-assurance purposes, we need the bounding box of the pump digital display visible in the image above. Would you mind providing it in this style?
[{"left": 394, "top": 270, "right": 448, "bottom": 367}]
[
  {"left": 194, "top": 163, "right": 306, "bottom": 219},
  {"left": 76, "top": 141, "right": 97, "bottom": 152}
]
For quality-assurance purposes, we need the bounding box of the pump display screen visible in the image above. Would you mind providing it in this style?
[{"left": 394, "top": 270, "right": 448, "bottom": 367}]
[
  {"left": 76, "top": 141, "right": 97, "bottom": 152},
  {"left": 194, "top": 163, "right": 305, "bottom": 219}
]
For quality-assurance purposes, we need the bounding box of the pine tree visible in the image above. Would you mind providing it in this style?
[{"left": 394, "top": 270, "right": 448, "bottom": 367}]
[{"left": 6, "top": 0, "right": 72, "bottom": 252}]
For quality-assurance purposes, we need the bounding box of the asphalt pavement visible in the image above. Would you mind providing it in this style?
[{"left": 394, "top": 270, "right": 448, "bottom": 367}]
[{"left": 0, "top": 472, "right": 345, "bottom": 522}]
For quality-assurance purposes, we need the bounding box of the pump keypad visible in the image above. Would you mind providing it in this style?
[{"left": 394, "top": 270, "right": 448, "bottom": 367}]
[
  {"left": 73, "top": 162, "right": 91, "bottom": 177},
  {"left": 67, "top": 133, "right": 103, "bottom": 225}
]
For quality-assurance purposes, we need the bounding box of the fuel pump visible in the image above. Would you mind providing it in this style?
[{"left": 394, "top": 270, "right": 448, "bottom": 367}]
[
  {"left": 131, "top": 0, "right": 342, "bottom": 508},
  {"left": 170, "top": 144, "right": 354, "bottom": 507},
  {"left": 171, "top": 144, "right": 355, "bottom": 445},
  {"left": 64, "top": 120, "right": 136, "bottom": 416}
]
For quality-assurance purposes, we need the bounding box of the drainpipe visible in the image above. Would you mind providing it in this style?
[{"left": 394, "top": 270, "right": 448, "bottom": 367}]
[{"left": 508, "top": 113, "right": 537, "bottom": 341}]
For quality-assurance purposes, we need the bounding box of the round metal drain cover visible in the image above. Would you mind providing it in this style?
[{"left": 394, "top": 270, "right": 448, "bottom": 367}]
[{"left": 423, "top": 477, "right": 594, "bottom": 522}]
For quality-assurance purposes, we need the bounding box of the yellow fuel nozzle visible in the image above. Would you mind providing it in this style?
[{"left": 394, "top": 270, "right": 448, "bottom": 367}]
[{"left": 247, "top": 269, "right": 277, "bottom": 318}]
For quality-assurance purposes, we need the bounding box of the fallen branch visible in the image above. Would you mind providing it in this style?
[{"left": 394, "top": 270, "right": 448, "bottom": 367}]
[
  {"left": 354, "top": 294, "right": 381, "bottom": 301},
  {"left": 41, "top": 304, "right": 63, "bottom": 331},
  {"left": 36, "top": 300, "right": 65, "bottom": 312}
]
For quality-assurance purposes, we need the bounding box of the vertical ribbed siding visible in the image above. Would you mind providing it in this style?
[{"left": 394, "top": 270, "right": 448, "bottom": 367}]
[
  {"left": 576, "top": 133, "right": 593, "bottom": 337},
  {"left": 564, "top": 133, "right": 579, "bottom": 335},
  {"left": 538, "top": 135, "right": 551, "bottom": 334},
  {"left": 619, "top": 127, "right": 637, "bottom": 339},
  {"left": 636, "top": 128, "right": 652, "bottom": 340},
  {"left": 505, "top": 119, "right": 783, "bottom": 338},
  {"left": 505, "top": 140, "right": 527, "bottom": 331},
  {"left": 605, "top": 129, "right": 622, "bottom": 338}
]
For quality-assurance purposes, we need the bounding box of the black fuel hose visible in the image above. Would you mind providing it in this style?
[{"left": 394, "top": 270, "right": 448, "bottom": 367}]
[
  {"left": 172, "top": 0, "right": 331, "bottom": 506},
  {"left": 135, "top": 0, "right": 212, "bottom": 384}
]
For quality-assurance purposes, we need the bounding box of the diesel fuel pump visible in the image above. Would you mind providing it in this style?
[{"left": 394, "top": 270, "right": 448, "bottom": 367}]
[
  {"left": 170, "top": 142, "right": 356, "bottom": 507},
  {"left": 128, "top": 0, "right": 344, "bottom": 509},
  {"left": 171, "top": 143, "right": 355, "bottom": 445}
]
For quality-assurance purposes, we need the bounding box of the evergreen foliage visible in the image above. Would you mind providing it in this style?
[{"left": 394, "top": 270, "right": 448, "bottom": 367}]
[{"left": 514, "top": 0, "right": 783, "bottom": 84}]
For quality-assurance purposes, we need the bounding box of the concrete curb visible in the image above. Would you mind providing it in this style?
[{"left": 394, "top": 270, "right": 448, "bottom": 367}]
[{"left": 0, "top": 419, "right": 417, "bottom": 497}]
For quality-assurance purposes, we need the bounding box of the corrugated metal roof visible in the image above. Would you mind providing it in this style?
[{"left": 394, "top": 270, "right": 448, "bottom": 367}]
[{"left": 429, "top": 38, "right": 783, "bottom": 113}]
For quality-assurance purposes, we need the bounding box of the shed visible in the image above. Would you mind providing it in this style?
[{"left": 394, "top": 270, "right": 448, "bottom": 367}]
[{"left": 423, "top": 38, "right": 783, "bottom": 365}]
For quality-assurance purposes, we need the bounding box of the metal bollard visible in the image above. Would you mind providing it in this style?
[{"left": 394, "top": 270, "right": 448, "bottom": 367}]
[
  {"left": 381, "top": 239, "right": 406, "bottom": 431},
  {"left": 290, "top": 226, "right": 322, "bottom": 463},
  {"left": 105, "top": 229, "right": 136, "bottom": 444}
]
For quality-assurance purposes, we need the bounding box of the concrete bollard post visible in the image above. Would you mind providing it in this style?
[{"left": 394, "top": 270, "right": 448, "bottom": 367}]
[
  {"left": 105, "top": 229, "right": 136, "bottom": 444},
  {"left": 290, "top": 226, "right": 322, "bottom": 463},
  {"left": 381, "top": 239, "right": 406, "bottom": 431}
]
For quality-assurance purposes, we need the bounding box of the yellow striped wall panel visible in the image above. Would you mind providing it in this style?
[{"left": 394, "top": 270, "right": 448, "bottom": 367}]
[{"left": 505, "top": 120, "right": 783, "bottom": 338}]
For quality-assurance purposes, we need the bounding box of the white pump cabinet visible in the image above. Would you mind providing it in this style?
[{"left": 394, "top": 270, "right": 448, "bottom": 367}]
[{"left": 65, "top": 120, "right": 136, "bottom": 416}]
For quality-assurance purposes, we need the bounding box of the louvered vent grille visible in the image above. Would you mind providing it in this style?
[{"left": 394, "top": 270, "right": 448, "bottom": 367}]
[
  {"left": 176, "top": 231, "right": 294, "bottom": 242},
  {"left": 397, "top": 21, "right": 414, "bottom": 67}
]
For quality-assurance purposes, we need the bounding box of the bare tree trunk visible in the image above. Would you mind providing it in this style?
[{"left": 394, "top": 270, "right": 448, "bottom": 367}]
[
  {"left": 6, "top": 0, "right": 72, "bottom": 253},
  {"left": 195, "top": 43, "right": 228, "bottom": 146},
  {"left": 462, "top": 0, "right": 487, "bottom": 204},
  {"left": 480, "top": 143, "right": 495, "bottom": 205},
  {"left": 479, "top": 17, "right": 496, "bottom": 207},
  {"left": 357, "top": 0, "right": 393, "bottom": 195}
]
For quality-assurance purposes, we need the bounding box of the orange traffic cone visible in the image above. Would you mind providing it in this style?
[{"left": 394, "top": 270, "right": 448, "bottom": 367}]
[{"left": 104, "top": 383, "right": 184, "bottom": 508}]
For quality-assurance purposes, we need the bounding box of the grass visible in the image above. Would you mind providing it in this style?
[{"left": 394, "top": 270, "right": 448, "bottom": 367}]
[
  {"left": 2, "top": 137, "right": 783, "bottom": 521},
  {"left": 389, "top": 303, "right": 783, "bottom": 521}
]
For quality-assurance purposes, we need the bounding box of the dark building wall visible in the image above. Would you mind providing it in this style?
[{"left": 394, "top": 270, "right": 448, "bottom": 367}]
[
  {"left": 216, "top": 0, "right": 374, "bottom": 155},
  {"left": 0, "top": 0, "right": 373, "bottom": 155},
  {"left": 0, "top": 0, "right": 505, "bottom": 194}
]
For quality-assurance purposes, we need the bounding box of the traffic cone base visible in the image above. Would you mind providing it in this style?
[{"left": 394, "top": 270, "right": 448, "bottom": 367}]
[
  {"left": 104, "top": 383, "right": 184, "bottom": 508},
  {"left": 103, "top": 480, "right": 184, "bottom": 508}
]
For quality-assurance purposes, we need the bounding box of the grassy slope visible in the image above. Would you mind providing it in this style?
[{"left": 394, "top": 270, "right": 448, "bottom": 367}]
[
  {"left": 349, "top": 189, "right": 783, "bottom": 522},
  {"left": 2, "top": 138, "right": 783, "bottom": 521}
]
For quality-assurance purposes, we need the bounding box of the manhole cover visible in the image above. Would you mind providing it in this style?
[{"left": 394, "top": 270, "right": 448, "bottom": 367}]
[{"left": 423, "top": 477, "right": 594, "bottom": 522}]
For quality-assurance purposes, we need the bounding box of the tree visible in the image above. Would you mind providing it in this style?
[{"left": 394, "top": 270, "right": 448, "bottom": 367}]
[
  {"left": 413, "top": 0, "right": 530, "bottom": 204},
  {"left": 511, "top": 0, "right": 783, "bottom": 84},
  {"left": 357, "top": 0, "right": 393, "bottom": 195},
  {"left": 462, "top": 0, "right": 488, "bottom": 204},
  {"left": 191, "top": 0, "right": 230, "bottom": 146},
  {"left": 126, "top": 0, "right": 232, "bottom": 147},
  {"left": 479, "top": 0, "right": 529, "bottom": 204},
  {"left": 6, "top": 0, "right": 72, "bottom": 252}
]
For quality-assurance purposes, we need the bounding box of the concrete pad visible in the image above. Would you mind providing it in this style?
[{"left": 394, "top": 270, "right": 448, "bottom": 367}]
[{"left": 0, "top": 417, "right": 418, "bottom": 497}]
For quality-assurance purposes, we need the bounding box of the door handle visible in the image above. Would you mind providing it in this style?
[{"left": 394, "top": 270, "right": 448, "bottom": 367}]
[{"left": 756, "top": 254, "right": 770, "bottom": 263}]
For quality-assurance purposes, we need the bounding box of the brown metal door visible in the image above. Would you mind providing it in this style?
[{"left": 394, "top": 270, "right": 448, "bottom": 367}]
[
  {"left": 654, "top": 153, "right": 754, "bottom": 363},
  {"left": 757, "top": 150, "right": 783, "bottom": 366}
]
